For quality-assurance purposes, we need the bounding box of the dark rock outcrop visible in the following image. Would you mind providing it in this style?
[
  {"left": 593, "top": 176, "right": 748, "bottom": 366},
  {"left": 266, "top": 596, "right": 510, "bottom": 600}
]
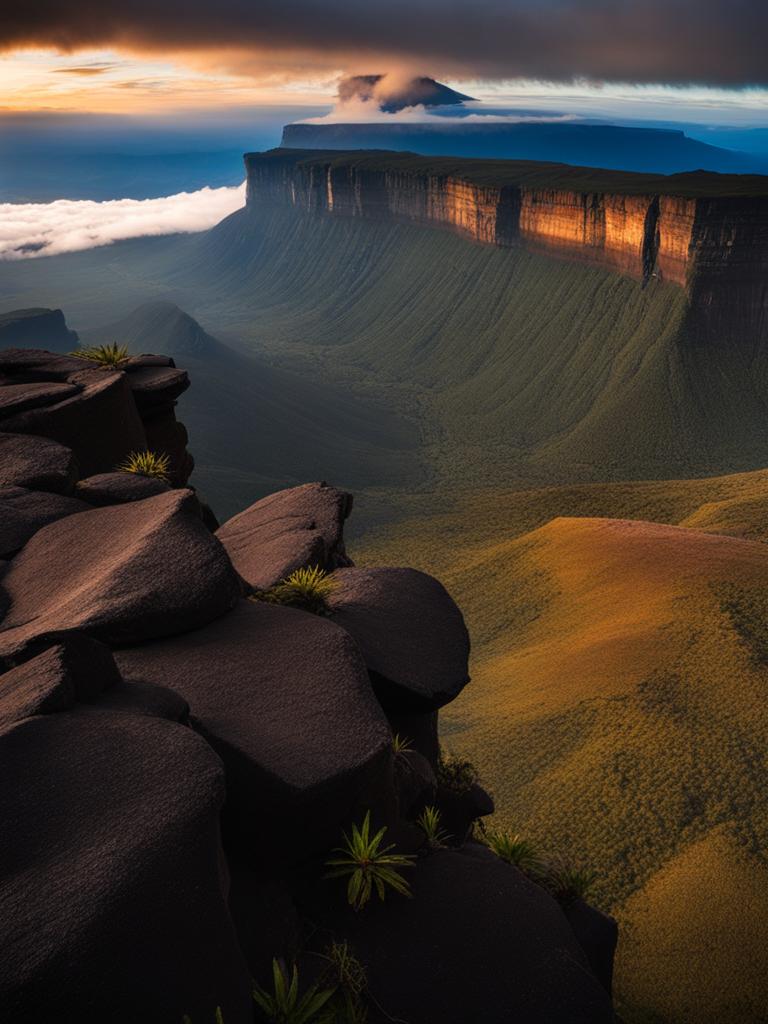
[
  {"left": 216, "top": 481, "right": 353, "bottom": 589},
  {"left": 308, "top": 844, "right": 614, "bottom": 1024},
  {"left": 0, "top": 487, "right": 89, "bottom": 557},
  {"left": 1, "top": 369, "right": 147, "bottom": 477},
  {"left": 0, "top": 710, "right": 252, "bottom": 1024},
  {"left": 0, "top": 634, "right": 119, "bottom": 729},
  {"left": 0, "top": 490, "right": 241, "bottom": 658},
  {"left": 0, "top": 344, "right": 618, "bottom": 1022},
  {"left": 328, "top": 567, "right": 471, "bottom": 712},
  {"left": 115, "top": 599, "right": 393, "bottom": 858},
  {"left": 0, "top": 432, "right": 78, "bottom": 494},
  {"left": 75, "top": 471, "right": 171, "bottom": 506}
]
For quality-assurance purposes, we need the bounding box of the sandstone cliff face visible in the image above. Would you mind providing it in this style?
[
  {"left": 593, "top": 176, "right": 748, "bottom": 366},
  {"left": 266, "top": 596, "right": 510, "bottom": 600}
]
[{"left": 245, "top": 153, "right": 768, "bottom": 296}]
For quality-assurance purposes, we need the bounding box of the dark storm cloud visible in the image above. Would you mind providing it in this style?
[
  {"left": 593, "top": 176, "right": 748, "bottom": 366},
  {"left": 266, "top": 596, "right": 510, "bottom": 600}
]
[{"left": 2, "top": 0, "right": 766, "bottom": 86}]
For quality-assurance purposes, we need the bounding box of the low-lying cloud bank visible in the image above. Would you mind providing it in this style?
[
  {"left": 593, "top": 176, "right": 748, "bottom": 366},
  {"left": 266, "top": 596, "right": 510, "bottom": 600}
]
[{"left": 0, "top": 182, "right": 245, "bottom": 260}]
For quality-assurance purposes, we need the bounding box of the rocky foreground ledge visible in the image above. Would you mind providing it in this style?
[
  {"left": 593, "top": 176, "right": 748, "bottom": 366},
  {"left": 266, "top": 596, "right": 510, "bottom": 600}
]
[{"left": 0, "top": 349, "right": 617, "bottom": 1023}]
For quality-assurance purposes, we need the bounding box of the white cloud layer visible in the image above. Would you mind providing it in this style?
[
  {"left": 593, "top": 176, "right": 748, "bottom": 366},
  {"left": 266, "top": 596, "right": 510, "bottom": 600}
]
[{"left": 0, "top": 182, "right": 246, "bottom": 260}]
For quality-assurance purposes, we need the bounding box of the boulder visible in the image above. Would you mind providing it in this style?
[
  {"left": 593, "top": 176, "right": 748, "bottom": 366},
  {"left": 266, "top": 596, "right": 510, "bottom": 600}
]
[
  {"left": 142, "top": 411, "right": 193, "bottom": 486},
  {"left": 0, "top": 490, "right": 241, "bottom": 659},
  {"left": 0, "top": 710, "right": 252, "bottom": 1023},
  {"left": 75, "top": 471, "right": 170, "bottom": 507},
  {"left": 94, "top": 677, "right": 190, "bottom": 722},
  {"left": 115, "top": 599, "right": 393, "bottom": 857},
  {"left": 123, "top": 354, "right": 176, "bottom": 370},
  {"left": 1, "top": 369, "right": 147, "bottom": 477},
  {"left": 0, "top": 633, "right": 120, "bottom": 729},
  {"left": 0, "top": 433, "right": 78, "bottom": 494},
  {"left": 0, "top": 382, "right": 81, "bottom": 418},
  {"left": 125, "top": 365, "right": 190, "bottom": 413},
  {"left": 563, "top": 899, "right": 619, "bottom": 997},
  {"left": 327, "top": 567, "right": 470, "bottom": 712},
  {"left": 216, "top": 481, "right": 354, "bottom": 590},
  {"left": 0, "top": 347, "right": 88, "bottom": 381},
  {"left": 436, "top": 782, "right": 495, "bottom": 842},
  {"left": 394, "top": 748, "right": 438, "bottom": 819},
  {"left": 0, "top": 487, "right": 89, "bottom": 557},
  {"left": 309, "top": 844, "right": 614, "bottom": 1024}
]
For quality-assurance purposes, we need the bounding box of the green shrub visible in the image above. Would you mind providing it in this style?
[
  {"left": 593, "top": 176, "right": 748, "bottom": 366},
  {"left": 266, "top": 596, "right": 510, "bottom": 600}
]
[
  {"left": 484, "top": 830, "right": 544, "bottom": 876},
  {"left": 325, "top": 811, "right": 415, "bottom": 911},
  {"left": 251, "top": 565, "right": 338, "bottom": 615},
  {"left": 544, "top": 861, "right": 598, "bottom": 904},
  {"left": 72, "top": 342, "right": 130, "bottom": 368},
  {"left": 117, "top": 449, "right": 171, "bottom": 481},
  {"left": 416, "top": 805, "right": 450, "bottom": 848},
  {"left": 252, "top": 959, "right": 336, "bottom": 1024},
  {"left": 436, "top": 751, "right": 478, "bottom": 794}
]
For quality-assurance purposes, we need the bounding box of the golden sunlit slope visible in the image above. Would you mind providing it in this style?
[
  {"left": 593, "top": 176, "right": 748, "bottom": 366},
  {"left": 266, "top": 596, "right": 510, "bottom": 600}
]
[{"left": 353, "top": 469, "right": 768, "bottom": 1024}]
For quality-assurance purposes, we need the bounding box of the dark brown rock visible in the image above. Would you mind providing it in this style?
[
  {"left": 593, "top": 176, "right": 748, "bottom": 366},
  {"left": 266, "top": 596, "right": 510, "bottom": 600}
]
[
  {"left": 0, "top": 634, "right": 119, "bottom": 729},
  {"left": 115, "top": 599, "right": 393, "bottom": 858},
  {"left": 0, "top": 490, "right": 241, "bottom": 658},
  {"left": 1, "top": 369, "right": 147, "bottom": 477},
  {"left": 93, "top": 677, "right": 190, "bottom": 722},
  {"left": 0, "top": 382, "right": 81, "bottom": 418},
  {"left": 437, "top": 782, "right": 495, "bottom": 842},
  {"left": 310, "top": 844, "right": 614, "bottom": 1024},
  {"left": 75, "top": 471, "right": 170, "bottom": 507},
  {"left": 0, "top": 348, "right": 89, "bottom": 381},
  {"left": 0, "top": 432, "right": 78, "bottom": 494},
  {"left": 0, "top": 710, "right": 252, "bottom": 1023},
  {"left": 0, "top": 487, "right": 89, "bottom": 557},
  {"left": 142, "top": 410, "right": 193, "bottom": 486},
  {"left": 126, "top": 365, "right": 190, "bottom": 412},
  {"left": 563, "top": 899, "right": 619, "bottom": 997},
  {"left": 123, "top": 354, "right": 176, "bottom": 370},
  {"left": 394, "top": 748, "right": 437, "bottom": 818},
  {"left": 216, "top": 481, "right": 354, "bottom": 590},
  {"left": 328, "top": 567, "right": 470, "bottom": 712}
]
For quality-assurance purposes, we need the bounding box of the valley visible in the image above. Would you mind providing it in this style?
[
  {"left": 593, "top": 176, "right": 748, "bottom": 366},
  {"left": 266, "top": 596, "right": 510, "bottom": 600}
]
[{"left": 2, "top": 149, "right": 768, "bottom": 1023}]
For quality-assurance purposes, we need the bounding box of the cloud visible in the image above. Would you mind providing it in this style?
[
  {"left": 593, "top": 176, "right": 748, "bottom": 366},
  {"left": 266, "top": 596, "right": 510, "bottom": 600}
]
[
  {"left": 1, "top": 1, "right": 766, "bottom": 86},
  {"left": 0, "top": 182, "right": 245, "bottom": 260},
  {"left": 53, "top": 66, "right": 112, "bottom": 75}
]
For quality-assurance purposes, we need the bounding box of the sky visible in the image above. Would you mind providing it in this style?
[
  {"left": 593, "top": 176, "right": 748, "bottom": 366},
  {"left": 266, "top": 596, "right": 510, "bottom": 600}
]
[{"left": 0, "top": 1, "right": 766, "bottom": 125}]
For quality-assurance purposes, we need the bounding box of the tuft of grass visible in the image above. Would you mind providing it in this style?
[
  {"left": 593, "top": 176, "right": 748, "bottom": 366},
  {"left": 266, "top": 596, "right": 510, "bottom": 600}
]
[
  {"left": 252, "top": 959, "right": 336, "bottom": 1024},
  {"left": 251, "top": 565, "right": 339, "bottom": 615},
  {"left": 72, "top": 342, "right": 130, "bottom": 368},
  {"left": 117, "top": 449, "right": 171, "bottom": 481},
  {"left": 544, "top": 861, "right": 598, "bottom": 904},
  {"left": 484, "top": 830, "right": 544, "bottom": 876},
  {"left": 436, "top": 751, "right": 478, "bottom": 795},
  {"left": 416, "top": 805, "right": 450, "bottom": 848},
  {"left": 325, "top": 810, "right": 416, "bottom": 911},
  {"left": 392, "top": 733, "right": 413, "bottom": 756},
  {"left": 320, "top": 941, "right": 368, "bottom": 1024}
]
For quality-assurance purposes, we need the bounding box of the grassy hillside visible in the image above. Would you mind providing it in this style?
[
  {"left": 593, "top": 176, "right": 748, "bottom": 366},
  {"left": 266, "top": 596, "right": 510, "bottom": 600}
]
[
  {"left": 353, "top": 470, "right": 768, "bottom": 1024},
  {"left": 4, "top": 201, "right": 768, "bottom": 507},
  {"left": 79, "top": 301, "right": 423, "bottom": 519}
]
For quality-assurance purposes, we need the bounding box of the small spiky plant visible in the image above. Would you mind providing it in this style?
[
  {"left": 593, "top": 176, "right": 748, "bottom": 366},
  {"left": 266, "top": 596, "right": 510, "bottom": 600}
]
[
  {"left": 544, "top": 861, "right": 598, "bottom": 904},
  {"left": 182, "top": 1009, "right": 224, "bottom": 1024},
  {"left": 484, "top": 830, "right": 544, "bottom": 876},
  {"left": 325, "top": 811, "right": 415, "bottom": 911},
  {"left": 72, "top": 342, "right": 130, "bottom": 369},
  {"left": 117, "top": 450, "right": 171, "bottom": 481},
  {"left": 252, "top": 959, "right": 336, "bottom": 1024},
  {"left": 391, "top": 733, "right": 413, "bottom": 756},
  {"left": 253, "top": 565, "right": 338, "bottom": 615},
  {"left": 416, "top": 805, "right": 450, "bottom": 849}
]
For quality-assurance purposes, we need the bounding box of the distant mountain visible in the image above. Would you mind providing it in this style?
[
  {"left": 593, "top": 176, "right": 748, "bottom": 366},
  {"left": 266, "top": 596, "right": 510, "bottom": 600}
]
[
  {"left": 0, "top": 308, "right": 78, "bottom": 352},
  {"left": 281, "top": 121, "right": 768, "bottom": 176},
  {"left": 338, "top": 75, "right": 474, "bottom": 112}
]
